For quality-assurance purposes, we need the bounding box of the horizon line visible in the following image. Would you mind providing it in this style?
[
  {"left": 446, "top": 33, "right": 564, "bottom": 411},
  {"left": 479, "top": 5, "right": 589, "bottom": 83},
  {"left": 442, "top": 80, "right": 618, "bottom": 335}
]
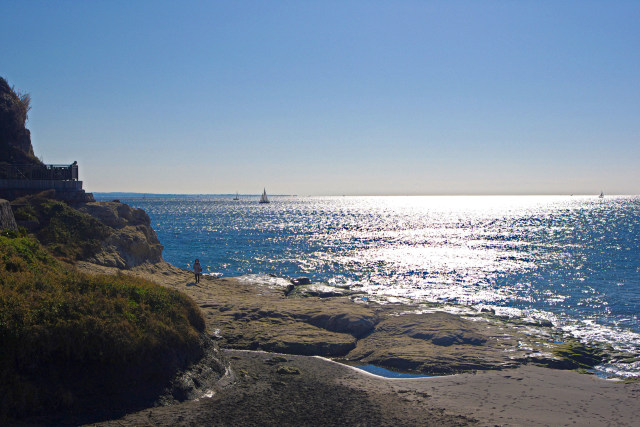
[{"left": 92, "top": 192, "right": 637, "bottom": 197}]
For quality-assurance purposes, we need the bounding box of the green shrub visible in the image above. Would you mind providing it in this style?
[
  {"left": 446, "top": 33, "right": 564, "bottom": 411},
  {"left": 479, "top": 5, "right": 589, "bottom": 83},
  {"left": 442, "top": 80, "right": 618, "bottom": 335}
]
[
  {"left": 0, "top": 235, "right": 206, "bottom": 419},
  {"left": 13, "top": 204, "right": 38, "bottom": 222},
  {"left": 12, "top": 194, "right": 111, "bottom": 261},
  {"left": 1, "top": 228, "right": 19, "bottom": 238}
]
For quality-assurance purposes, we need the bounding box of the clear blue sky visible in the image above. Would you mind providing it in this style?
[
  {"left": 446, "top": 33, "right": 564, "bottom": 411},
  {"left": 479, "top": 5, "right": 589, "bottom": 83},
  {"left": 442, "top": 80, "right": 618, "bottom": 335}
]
[{"left": 2, "top": 1, "right": 639, "bottom": 195}]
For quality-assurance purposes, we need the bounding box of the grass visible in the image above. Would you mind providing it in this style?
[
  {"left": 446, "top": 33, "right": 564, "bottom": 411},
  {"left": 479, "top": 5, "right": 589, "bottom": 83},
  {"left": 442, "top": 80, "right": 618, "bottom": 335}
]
[
  {"left": 12, "top": 191, "right": 112, "bottom": 262},
  {"left": 0, "top": 233, "right": 206, "bottom": 419}
]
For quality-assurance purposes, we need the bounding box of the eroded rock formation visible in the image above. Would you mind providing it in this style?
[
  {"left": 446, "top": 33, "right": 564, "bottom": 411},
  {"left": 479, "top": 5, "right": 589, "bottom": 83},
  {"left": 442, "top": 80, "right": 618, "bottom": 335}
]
[{"left": 79, "top": 201, "right": 164, "bottom": 268}]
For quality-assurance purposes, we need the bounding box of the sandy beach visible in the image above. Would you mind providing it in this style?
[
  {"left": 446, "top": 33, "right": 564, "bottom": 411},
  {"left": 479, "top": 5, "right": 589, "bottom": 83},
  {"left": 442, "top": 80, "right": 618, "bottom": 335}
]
[
  {"left": 74, "top": 262, "right": 640, "bottom": 426},
  {"left": 90, "top": 349, "right": 640, "bottom": 426}
]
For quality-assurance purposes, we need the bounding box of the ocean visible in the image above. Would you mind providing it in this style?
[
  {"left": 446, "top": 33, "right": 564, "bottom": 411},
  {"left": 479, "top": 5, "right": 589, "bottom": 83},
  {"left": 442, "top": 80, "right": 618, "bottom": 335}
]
[{"left": 95, "top": 194, "right": 640, "bottom": 377}]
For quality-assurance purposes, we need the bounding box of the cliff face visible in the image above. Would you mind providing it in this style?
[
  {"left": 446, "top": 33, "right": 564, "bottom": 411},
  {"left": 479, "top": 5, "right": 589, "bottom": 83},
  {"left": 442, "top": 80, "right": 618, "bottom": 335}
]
[
  {"left": 0, "top": 199, "right": 18, "bottom": 231},
  {"left": 79, "top": 201, "right": 164, "bottom": 268},
  {"left": 12, "top": 193, "right": 164, "bottom": 268},
  {"left": 0, "top": 77, "right": 40, "bottom": 165}
]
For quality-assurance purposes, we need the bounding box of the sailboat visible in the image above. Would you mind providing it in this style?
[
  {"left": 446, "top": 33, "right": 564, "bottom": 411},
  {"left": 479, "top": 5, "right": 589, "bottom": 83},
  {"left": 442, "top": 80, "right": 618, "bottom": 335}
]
[
  {"left": 599, "top": 191, "right": 604, "bottom": 199},
  {"left": 233, "top": 192, "right": 239, "bottom": 201},
  {"left": 259, "top": 188, "right": 269, "bottom": 204}
]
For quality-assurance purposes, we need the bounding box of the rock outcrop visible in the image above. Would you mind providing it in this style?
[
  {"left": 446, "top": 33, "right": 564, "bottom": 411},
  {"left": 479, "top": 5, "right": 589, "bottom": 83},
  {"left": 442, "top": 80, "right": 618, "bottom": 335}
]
[
  {"left": 0, "top": 198, "right": 17, "bottom": 231},
  {"left": 0, "top": 77, "right": 40, "bottom": 166},
  {"left": 287, "top": 282, "right": 365, "bottom": 298},
  {"left": 191, "top": 278, "right": 377, "bottom": 357},
  {"left": 164, "top": 275, "right": 533, "bottom": 374},
  {"left": 11, "top": 193, "right": 163, "bottom": 268},
  {"left": 345, "top": 312, "right": 513, "bottom": 374},
  {"left": 79, "top": 201, "right": 164, "bottom": 268},
  {"left": 1, "top": 77, "right": 93, "bottom": 202}
]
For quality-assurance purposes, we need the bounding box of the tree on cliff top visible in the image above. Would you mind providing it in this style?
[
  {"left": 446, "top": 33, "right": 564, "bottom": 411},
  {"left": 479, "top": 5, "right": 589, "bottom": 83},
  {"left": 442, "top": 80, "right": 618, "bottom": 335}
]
[{"left": 0, "top": 77, "right": 41, "bottom": 165}]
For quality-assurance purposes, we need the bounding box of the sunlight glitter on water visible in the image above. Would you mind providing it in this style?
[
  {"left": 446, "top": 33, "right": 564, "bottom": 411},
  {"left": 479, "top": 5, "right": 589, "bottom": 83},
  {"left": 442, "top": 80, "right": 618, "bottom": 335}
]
[{"left": 103, "top": 194, "right": 640, "bottom": 377}]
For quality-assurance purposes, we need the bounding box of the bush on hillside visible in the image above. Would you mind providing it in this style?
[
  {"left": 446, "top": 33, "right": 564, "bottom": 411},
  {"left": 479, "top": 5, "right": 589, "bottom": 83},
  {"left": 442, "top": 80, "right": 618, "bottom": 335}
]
[
  {"left": 0, "top": 234, "right": 206, "bottom": 419},
  {"left": 0, "top": 77, "right": 30, "bottom": 130},
  {"left": 12, "top": 191, "right": 111, "bottom": 261}
]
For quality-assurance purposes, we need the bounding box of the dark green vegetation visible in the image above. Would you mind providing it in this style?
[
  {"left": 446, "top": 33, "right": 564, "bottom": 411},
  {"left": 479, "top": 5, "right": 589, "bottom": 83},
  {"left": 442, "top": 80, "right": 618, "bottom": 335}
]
[
  {"left": 12, "top": 191, "right": 111, "bottom": 261},
  {"left": 552, "top": 341, "right": 606, "bottom": 370},
  {"left": 1, "top": 76, "right": 211, "bottom": 421},
  {"left": 0, "top": 233, "right": 206, "bottom": 420}
]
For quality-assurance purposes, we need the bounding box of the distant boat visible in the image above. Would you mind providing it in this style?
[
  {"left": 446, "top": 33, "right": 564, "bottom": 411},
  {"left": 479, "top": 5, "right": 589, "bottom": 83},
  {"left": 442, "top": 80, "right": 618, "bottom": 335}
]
[
  {"left": 233, "top": 192, "right": 239, "bottom": 200},
  {"left": 599, "top": 191, "right": 604, "bottom": 199},
  {"left": 259, "top": 188, "right": 269, "bottom": 204}
]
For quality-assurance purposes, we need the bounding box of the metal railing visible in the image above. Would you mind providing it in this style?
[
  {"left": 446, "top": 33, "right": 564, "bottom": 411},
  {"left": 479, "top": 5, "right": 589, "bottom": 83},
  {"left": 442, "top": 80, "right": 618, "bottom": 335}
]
[{"left": 0, "top": 162, "right": 78, "bottom": 181}]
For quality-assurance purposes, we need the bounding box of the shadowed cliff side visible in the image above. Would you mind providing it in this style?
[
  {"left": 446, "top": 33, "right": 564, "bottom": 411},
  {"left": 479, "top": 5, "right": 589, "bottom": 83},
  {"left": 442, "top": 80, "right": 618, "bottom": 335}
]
[
  {"left": 0, "top": 77, "right": 40, "bottom": 166},
  {"left": 0, "top": 199, "right": 17, "bottom": 231},
  {"left": 0, "top": 77, "right": 93, "bottom": 202}
]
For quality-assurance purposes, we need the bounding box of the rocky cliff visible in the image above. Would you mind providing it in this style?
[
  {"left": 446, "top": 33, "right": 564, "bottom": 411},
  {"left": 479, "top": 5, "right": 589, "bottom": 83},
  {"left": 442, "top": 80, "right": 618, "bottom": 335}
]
[
  {"left": 0, "top": 77, "right": 40, "bottom": 166},
  {"left": 78, "top": 201, "right": 164, "bottom": 268},
  {"left": 1, "top": 77, "right": 93, "bottom": 203},
  {"left": 12, "top": 193, "right": 163, "bottom": 268},
  {"left": 0, "top": 198, "right": 17, "bottom": 231}
]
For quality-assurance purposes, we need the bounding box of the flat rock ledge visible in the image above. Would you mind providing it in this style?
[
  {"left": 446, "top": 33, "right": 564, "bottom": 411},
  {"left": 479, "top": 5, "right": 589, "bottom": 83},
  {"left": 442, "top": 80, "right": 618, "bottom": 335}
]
[{"left": 78, "top": 262, "right": 569, "bottom": 375}]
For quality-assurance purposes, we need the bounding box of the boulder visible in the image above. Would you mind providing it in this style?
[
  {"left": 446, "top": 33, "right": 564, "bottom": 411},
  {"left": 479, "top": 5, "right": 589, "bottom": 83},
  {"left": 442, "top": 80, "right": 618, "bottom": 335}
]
[
  {"left": 300, "top": 311, "right": 376, "bottom": 338},
  {"left": 79, "top": 201, "right": 152, "bottom": 229},
  {"left": 0, "top": 199, "right": 17, "bottom": 231},
  {"left": 345, "top": 312, "right": 510, "bottom": 375},
  {"left": 79, "top": 201, "right": 164, "bottom": 268},
  {"left": 276, "top": 366, "right": 300, "bottom": 375},
  {"left": 288, "top": 283, "right": 363, "bottom": 298}
]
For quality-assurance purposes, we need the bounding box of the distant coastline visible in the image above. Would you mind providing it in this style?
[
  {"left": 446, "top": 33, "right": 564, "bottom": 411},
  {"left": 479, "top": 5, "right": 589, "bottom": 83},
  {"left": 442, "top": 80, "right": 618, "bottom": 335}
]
[
  {"left": 93, "top": 192, "right": 298, "bottom": 199},
  {"left": 93, "top": 193, "right": 636, "bottom": 199}
]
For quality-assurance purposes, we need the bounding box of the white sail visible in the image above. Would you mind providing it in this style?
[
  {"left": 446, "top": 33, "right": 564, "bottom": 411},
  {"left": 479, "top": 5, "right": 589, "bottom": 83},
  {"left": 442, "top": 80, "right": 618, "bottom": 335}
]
[{"left": 259, "top": 188, "right": 269, "bottom": 203}]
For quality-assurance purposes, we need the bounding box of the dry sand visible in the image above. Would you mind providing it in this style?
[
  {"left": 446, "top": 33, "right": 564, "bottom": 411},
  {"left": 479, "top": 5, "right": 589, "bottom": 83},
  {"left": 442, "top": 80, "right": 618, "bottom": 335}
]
[{"left": 78, "top": 262, "right": 640, "bottom": 426}]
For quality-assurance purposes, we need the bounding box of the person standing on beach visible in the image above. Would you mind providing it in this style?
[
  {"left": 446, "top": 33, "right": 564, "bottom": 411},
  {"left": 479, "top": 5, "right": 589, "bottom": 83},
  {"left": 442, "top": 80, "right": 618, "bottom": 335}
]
[{"left": 193, "top": 259, "right": 202, "bottom": 284}]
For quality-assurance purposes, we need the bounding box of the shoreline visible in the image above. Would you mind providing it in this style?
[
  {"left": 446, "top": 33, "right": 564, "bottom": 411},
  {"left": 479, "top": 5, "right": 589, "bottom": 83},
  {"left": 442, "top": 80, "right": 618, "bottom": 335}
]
[
  {"left": 213, "top": 272, "right": 640, "bottom": 380},
  {"left": 76, "top": 260, "right": 635, "bottom": 377},
  {"left": 75, "top": 260, "right": 640, "bottom": 425}
]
